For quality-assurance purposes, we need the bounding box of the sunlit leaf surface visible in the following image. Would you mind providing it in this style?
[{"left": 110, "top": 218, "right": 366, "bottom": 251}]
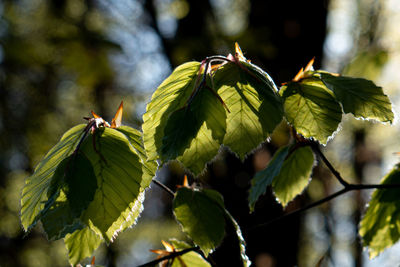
[
  {"left": 80, "top": 128, "right": 144, "bottom": 242},
  {"left": 142, "top": 62, "right": 202, "bottom": 161},
  {"left": 320, "top": 73, "right": 394, "bottom": 123},
  {"left": 161, "top": 87, "right": 226, "bottom": 163},
  {"left": 281, "top": 78, "right": 342, "bottom": 144},
  {"left": 214, "top": 62, "right": 283, "bottom": 159},
  {"left": 272, "top": 146, "right": 314, "bottom": 206},
  {"left": 64, "top": 227, "right": 103, "bottom": 266}
]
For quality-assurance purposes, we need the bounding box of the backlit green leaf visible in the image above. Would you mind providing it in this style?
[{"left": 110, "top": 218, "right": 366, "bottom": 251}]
[
  {"left": 272, "top": 146, "right": 314, "bottom": 206},
  {"left": 80, "top": 128, "right": 145, "bottom": 242},
  {"left": 65, "top": 227, "right": 103, "bottom": 266},
  {"left": 178, "top": 122, "right": 221, "bottom": 175},
  {"left": 21, "top": 124, "right": 86, "bottom": 231},
  {"left": 280, "top": 78, "right": 342, "bottom": 144},
  {"left": 161, "top": 87, "right": 226, "bottom": 162},
  {"left": 320, "top": 73, "right": 394, "bottom": 123},
  {"left": 359, "top": 165, "right": 400, "bottom": 258},
  {"left": 142, "top": 62, "right": 202, "bottom": 161},
  {"left": 248, "top": 145, "right": 291, "bottom": 212},
  {"left": 214, "top": 62, "right": 283, "bottom": 159},
  {"left": 116, "top": 126, "right": 157, "bottom": 185},
  {"left": 173, "top": 188, "right": 225, "bottom": 256}
]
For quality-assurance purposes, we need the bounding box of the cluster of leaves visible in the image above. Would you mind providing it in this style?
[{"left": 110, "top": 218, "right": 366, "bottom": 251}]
[{"left": 20, "top": 43, "right": 400, "bottom": 265}]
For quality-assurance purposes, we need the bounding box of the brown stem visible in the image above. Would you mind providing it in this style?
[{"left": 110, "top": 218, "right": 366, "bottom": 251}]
[{"left": 152, "top": 178, "right": 175, "bottom": 197}]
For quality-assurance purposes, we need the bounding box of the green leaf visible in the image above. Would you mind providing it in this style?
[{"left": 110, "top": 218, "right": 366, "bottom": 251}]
[
  {"left": 280, "top": 78, "right": 342, "bottom": 144},
  {"left": 248, "top": 145, "right": 291, "bottom": 212},
  {"left": 272, "top": 146, "right": 314, "bottom": 206},
  {"left": 178, "top": 122, "right": 221, "bottom": 175},
  {"left": 21, "top": 124, "right": 86, "bottom": 231},
  {"left": 161, "top": 87, "right": 226, "bottom": 161},
  {"left": 56, "top": 152, "right": 97, "bottom": 218},
  {"left": 224, "top": 211, "right": 251, "bottom": 267},
  {"left": 65, "top": 227, "right": 103, "bottom": 266},
  {"left": 142, "top": 62, "right": 202, "bottom": 161},
  {"left": 173, "top": 188, "right": 225, "bottom": 256},
  {"left": 214, "top": 62, "right": 283, "bottom": 159},
  {"left": 169, "top": 240, "right": 211, "bottom": 267},
  {"left": 320, "top": 73, "right": 394, "bottom": 123},
  {"left": 116, "top": 126, "right": 157, "bottom": 185},
  {"left": 80, "top": 128, "right": 145, "bottom": 241},
  {"left": 359, "top": 165, "right": 400, "bottom": 258}
]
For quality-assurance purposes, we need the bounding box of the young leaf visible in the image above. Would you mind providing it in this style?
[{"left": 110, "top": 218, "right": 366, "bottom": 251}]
[
  {"left": 173, "top": 187, "right": 226, "bottom": 256},
  {"left": 161, "top": 86, "right": 227, "bottom": 161},
  {"left": 64, "top": 227, "right": 103, "bottom": 266},
  {"left": 280, "top": 78, "right": 342, "bottom": 144},
  {"left": 214, "top": 62, "right": 283, "bottom": 159},
  {"left": 359, "top": 165, "right": 400, "bottom": 258},
  {"left": 248, "top": 145, "right": 291, "bottom": 212},
  {"left": 21, "top": 124, "right": 87, "bottom": 231},
  {"left": 320, "top": 73, "right": 394, "bottom": 123},
  {"left": 79, "top": 128, "right": 145, "bottom": 242},
  {"left": 272, "top": 146, "right": 314, "bottom": 206},
  {"left": 142, "top": 62, "right": 202, "bottom": 161}
]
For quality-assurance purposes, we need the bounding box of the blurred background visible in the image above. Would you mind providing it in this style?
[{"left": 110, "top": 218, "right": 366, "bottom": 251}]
[{"left": 1, "top": 0, "right": 400, "bottom": 266}]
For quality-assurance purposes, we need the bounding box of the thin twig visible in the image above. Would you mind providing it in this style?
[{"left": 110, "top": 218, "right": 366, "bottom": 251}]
[
  {"left": 311, "top": 143, "right": 350, "bottom": 187},
  {"left": 152, "top": 178, "right": 175, "bottom": 197},
  {"left": 137, "top": 246, "right": 200, "bottom": 267},
  {"left": 247, "top": 187, "right": 350, "bottom": 232}
]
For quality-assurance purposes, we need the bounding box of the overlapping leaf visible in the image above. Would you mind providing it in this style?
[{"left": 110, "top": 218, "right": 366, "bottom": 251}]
[
  {"left": 248, "top": 145, "right": 291, "bottom": 212},
  {"left": 178, "top": 122, "right": 221, "bottom": 175},
  {"left": 162, "top": 87, "right": 226, "bottom": 161},
  {"left": 116, "top": 126, "right": 157, "bottom": 184},
  {"left": 272, "top": 146, "right": 314, "bottom": 206},
  {"left": 21, "top": 124, "right": 86, "bottom": 231},
  {"left": 173, "top": 187, "right": 226, "bottom": 256},
  {"left": 280, "top": 78, "right": 342, "bottom": 144},
  {"left": 360, "top": 165, "right": 400, "bottom": 258},
  {"left": 142, "top": 62, "right": 202, "bottom": 161},
  {"left": 65, "top": 226, "right": 103, "bottom": 266},
  {"left": 320, "top": 73, "right": 394, "bottom": 123},
  {"left": 214, "top": 62, "right": 283, "bottom": 159}
]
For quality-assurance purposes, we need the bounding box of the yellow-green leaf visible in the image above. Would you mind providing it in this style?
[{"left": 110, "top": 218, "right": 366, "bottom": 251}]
[
  {"left": 272, "top": 146, "right": 314, "bottom": 206},
  {"left": 280, "top": 78, "right": 342, "bottom": 144}
]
